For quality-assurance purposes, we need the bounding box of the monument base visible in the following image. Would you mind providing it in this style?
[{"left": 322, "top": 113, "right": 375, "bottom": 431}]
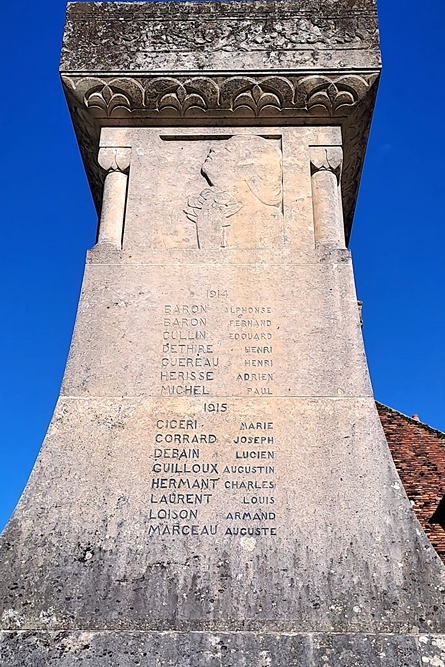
[{"left": 1, "top": 631, "right": 445, "bottom": 666}]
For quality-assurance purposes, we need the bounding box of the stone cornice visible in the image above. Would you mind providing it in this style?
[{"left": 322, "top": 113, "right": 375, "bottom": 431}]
[
  {"left": 61, "top": 0, "right": 381, "bottom": 72},
  {"left": 62, "top": 70, "right": 379, "bottom": 242}
]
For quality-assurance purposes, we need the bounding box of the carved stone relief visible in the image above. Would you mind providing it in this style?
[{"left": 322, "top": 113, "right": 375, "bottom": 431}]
[
  {"left": 184, "top": 136, "right": 282, "bottom": 249},
  {"left": 61, "top": 71, "right": 379, "bottom": 243},
  {"left": 75, "top": 14, "right": 377, "bottom": 54},
  {"left": 99, "top": 127, "right": 350, "bottom": 253}
]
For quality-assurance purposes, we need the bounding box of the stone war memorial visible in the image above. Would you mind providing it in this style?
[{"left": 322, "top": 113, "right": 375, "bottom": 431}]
[{"left": 2, "top": 1, "right": 445, "bottom": 665}]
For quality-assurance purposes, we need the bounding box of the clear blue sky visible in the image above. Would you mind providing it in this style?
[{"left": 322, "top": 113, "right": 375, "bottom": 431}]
[{"left": 0, "top": 0, "right": 444, "bottom": 532}]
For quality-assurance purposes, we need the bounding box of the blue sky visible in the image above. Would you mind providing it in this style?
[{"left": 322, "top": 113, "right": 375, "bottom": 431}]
[{"left": 0, "top": 0, "right": 444, "bottom": 532}]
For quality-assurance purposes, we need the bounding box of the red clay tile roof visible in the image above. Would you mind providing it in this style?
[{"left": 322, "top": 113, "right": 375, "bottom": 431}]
[{"left": 377, "top": 402, "right": 445, "bottom": 562}]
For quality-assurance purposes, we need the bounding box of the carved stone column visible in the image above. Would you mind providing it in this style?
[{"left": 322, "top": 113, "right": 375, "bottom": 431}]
[
  {"left": 97, "top": 147, "right": 131, "bottom": 247},
  {"left": 310, "top": 147, "right": 345, "bottom": 248}
]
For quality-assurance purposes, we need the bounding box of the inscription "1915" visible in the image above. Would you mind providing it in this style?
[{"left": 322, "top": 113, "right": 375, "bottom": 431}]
[{"left": 204, "top": 403, "right": 228, "bottom": 413}]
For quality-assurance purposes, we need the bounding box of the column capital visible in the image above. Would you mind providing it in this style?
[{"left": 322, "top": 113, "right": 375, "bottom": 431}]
[
  {"left": 310, "top": 147, "right": 343, "bottom": 181},
  {"left": 98, "top": 147, "right": 131, "bottom": 173}
]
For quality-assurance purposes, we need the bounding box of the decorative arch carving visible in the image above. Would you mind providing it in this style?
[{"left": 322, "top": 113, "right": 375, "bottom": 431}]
[
  {"left": 63, "top": 73, "right": 378, "bottom": 119},
  {"left": 61, "top": 70, "right": 379, "bottom": 241}
]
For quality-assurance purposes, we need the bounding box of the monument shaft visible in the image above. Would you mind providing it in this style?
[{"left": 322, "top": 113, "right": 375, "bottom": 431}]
[{"left": 1, "top": 2, "right": 445, "bottom": 665}]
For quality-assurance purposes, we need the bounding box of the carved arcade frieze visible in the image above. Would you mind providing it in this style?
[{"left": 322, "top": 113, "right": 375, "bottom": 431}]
[
  {"left": 62, "top": 73, "right": 378, "bottom": 120},
  {"left": 62, "top": 70, "right": 378, "bottom": 242}
]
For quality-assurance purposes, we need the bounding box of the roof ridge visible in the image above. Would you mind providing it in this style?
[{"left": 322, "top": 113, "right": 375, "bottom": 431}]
[{"left": 376, "top": 401, "right": 445, "bottom": 440}]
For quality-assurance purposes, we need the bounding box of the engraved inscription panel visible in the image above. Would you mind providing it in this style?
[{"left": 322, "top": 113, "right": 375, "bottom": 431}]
[
  {"left": 52, "top": 125, "right": 383, "bottom": 612},
  {"left": 147, "top": 406, "right": 278, "bottom": 542},
  {"left": 152, "top": 289, "right": 280, "bottom": 541},
  {"left": 159, "top": 295, "right": 277, "bottom": 398}
]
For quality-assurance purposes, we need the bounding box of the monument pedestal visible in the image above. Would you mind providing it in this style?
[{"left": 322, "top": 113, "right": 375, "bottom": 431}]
[{"left": 1, "top": 2, "right": 445, "bottom": 665}]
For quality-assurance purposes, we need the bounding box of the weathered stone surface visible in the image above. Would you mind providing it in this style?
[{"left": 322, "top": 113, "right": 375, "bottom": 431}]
[
  {"left": 418, "top": 634, "right": 445, "bottom": 666},
  {"left": 2, "top": 393, "right": 445, "bottom": 633},
  {"left": 2, "top": 1, "right": 445, "bottom": 665},
  {"left": 0, "top": 631, "right": 431, "bottom": 667},
  {"left": 2, "top": 121, "right": 445, "bottom": 648},
  {"left": 62, "top": 259, "right": 371, "bottom": 400},
  {"left": 60, "top": 1, "right": 381, "bottom": 241},
  {"left": 61, "top": 0, "right": 381, "bottom": 73}
]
